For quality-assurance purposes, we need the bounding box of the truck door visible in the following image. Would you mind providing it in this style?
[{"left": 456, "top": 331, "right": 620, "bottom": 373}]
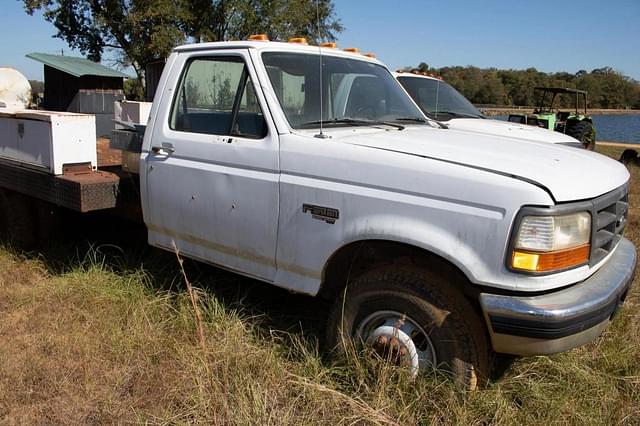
[{"left": 143, "top": 50, "right": 279, "bottom": 282}]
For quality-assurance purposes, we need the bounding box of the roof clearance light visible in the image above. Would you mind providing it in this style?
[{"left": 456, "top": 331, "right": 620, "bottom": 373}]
[
  {"left": 320, "top": 42, "right": 337, "bottom": 48},
  {"left": 363, "top": 52, "right": 376, "bottom": 58},
  {"left": 248, "top": 34, "right": 269, "bottom": 41},
  {"left": 343, "top": 47, "right": 360, "bottom": 53},
  {"left": 288, "top": 37, "right": 308, "bottom": 44}
]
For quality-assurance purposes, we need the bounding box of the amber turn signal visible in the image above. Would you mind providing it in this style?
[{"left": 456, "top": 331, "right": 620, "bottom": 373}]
[{"left": 511, "top": 244, "right": 590, "bottom": 273}]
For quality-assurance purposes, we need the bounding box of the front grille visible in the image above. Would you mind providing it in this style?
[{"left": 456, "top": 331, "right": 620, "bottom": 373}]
[{"left": 591, "top": 184, "right": 629, "bottom": 266}]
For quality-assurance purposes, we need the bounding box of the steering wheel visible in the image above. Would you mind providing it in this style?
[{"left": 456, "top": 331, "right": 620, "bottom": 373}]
[{"left": 353, "top": 105, "right": 375, "bottom": 119}]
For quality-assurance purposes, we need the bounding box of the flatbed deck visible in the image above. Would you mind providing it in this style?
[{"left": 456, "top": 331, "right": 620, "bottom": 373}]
[
  {"left": 0, "top": 137, "right": 124, "bottom": 213},
  {"left": 97, "top": 137, "right": 123, "bottom": 167},
  {"left": 0, "top": 157, "right": 120, "bottom": 212}
]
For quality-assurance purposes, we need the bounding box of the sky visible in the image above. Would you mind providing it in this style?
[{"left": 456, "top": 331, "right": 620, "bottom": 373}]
[{"left": 1, "top": 0, "right": 639, "bottom": 81}]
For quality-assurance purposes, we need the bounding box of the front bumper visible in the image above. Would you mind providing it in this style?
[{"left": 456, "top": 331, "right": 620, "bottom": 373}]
[{"left": 480, "top": 238, "right": 636, "bottom": 356}]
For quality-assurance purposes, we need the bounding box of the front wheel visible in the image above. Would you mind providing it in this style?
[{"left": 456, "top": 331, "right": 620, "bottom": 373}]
[
  {"left": 326, "top": 265, "right": 490, "bottom": 389},
  {"left": 566, "top": 120, "right": 596, "bottom": 150}
]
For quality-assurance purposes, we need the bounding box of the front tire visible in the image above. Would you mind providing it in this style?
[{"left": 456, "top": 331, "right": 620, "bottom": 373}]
[
  {"left": 566, "top": 120, "right": 596, "bottom": 150},
  {"left": 326, "top": 265, "right": 490, "bottom": 389}
]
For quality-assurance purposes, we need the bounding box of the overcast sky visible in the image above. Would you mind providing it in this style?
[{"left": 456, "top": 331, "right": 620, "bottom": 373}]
[{"left": 2, "top": 0, "right": 638, "bottom": 81}]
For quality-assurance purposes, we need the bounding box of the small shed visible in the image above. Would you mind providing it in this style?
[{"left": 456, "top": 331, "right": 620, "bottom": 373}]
[{"left": 26, "top": 52, "right": 130, "bottom": 137}]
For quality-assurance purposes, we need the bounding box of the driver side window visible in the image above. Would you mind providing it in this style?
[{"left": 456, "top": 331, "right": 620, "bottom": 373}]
[{"left": 170, "top": 57, "right": 267, "bottom": 139}]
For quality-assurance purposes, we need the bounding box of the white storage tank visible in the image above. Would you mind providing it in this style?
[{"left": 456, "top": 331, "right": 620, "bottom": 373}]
[{"left": 0, "top": 68, "right": 31, "bottom": 110}]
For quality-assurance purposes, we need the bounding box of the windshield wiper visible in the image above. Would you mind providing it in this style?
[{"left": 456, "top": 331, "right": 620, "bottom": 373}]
[
  {"left": 394, "top": 115, "right": 450, "bottom": 129},
  {"left": 433, "top": 111, "right": 484, "bottom": 119},
  {"left": 394, "top": 117, "right": 426, "bottom": 123},
  {"left": 300, "top": 118, "right": 405, "bottom": 130},
  {"left": 409, "top": 114, "right": 449, "bottom": 129}
]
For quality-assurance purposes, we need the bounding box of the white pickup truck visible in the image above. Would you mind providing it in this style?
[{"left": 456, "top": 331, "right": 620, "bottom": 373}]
[
  {"left": 394, "top": 71, "right": 585, "bottom": 148},
  {"left": 0, "top": 39, "right": 635, "bottom": 388}
]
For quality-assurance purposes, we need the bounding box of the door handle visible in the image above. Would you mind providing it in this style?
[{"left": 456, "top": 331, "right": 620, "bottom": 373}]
[{"left": 151, "top": 142, "right": 175, "bottom": 154}]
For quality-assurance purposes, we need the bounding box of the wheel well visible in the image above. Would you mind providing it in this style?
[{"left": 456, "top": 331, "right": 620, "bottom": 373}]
[{"left": 318, "top": 240, "right": 475, "bottom": 300}]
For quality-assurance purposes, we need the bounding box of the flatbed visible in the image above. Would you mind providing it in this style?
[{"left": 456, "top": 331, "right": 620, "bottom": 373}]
[{"left": 0, "top": 156, "right": 119, "bottom": 213}]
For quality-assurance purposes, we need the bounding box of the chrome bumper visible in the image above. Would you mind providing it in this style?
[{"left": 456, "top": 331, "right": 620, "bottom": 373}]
[{"left": 480, "top": 238, "right": 636, "bottom": 356}]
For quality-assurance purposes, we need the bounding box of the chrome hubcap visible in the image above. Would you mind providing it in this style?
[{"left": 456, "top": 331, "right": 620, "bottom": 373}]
[{"left": 356, "top": 310, "right": 436, "bottom": 378}]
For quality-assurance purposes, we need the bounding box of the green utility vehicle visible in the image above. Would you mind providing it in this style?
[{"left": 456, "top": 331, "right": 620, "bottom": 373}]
[{"left": 508, "top": 87, "right": 596, "bottom": 150}]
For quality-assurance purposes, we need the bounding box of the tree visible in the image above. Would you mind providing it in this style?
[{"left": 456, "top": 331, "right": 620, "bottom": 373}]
[
  {"left": 22, "top": 0, "right": 343, "bottom": 81},
  {"left": 181, "top": 0, "right": 343, "bottom": 44},
  {"left": 417, "top": 62, "right": 429, "bottom": 72},
  {"left": 410, "top": 61, "right": 640, "bottom": 109},
  {"left": 123, "top": 78, "right": 145, "bottom": 101},
  {"left": 476, "top": 71, "right": 507, "bottom": 105},
  {"left": 23, "top": 0, "right": 185, "bottom": 80}
]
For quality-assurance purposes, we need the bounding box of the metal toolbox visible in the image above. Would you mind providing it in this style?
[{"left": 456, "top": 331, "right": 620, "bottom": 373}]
[{"left": 0, "top": 110, "right": 97, "bottom": 175}]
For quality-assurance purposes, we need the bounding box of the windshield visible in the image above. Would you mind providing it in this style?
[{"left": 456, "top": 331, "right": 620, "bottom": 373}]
[
  {"left": 397, "top": 76, "right": 484, "bottom": 121},
  {"left": 262, "top": 52, "right": 427, "bottom": 129}
]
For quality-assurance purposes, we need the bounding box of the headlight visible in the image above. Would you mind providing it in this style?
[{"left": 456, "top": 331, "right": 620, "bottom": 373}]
[{"left": 511, "top": 212, "right": 591, "bottom": 273}]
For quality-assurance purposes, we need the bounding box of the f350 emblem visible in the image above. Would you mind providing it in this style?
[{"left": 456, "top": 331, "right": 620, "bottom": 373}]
[{"left": 302, "top": 204, "right": 339, "bottom": 224}]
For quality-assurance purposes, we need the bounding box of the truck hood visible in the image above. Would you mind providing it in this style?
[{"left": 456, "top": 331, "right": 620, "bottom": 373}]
[
  {"left": 330, "top": 126, "right": 628, "bottom": 202},
  {"left": 446, "top": 118, "right": 580, "bottom": 144}
]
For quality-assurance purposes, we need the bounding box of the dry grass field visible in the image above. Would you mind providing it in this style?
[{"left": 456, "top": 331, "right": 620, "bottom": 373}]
[{"left": 0, "top": 145, "right": 638, "bottom": 425}]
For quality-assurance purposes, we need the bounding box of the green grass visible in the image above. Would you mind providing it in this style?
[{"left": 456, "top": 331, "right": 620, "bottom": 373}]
[{"left": 0, "top": 149, "right": 639, "bottom": 424}]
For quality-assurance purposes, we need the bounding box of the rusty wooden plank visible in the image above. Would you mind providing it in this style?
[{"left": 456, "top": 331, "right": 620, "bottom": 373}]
[{"left": 97, "top": 137, "right": 123, "bottom": 167}]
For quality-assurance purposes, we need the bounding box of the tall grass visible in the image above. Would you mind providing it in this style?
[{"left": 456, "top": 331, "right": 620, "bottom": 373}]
[{"left": 0, "top": 147, "right": 638, "bottom": 424}]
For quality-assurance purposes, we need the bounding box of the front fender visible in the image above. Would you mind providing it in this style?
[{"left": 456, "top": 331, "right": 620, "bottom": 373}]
[
  {"left": 273, "top": 184, "right": 515, "bottom": 296},
  {"left": 334, "top": 213, "right": 499, "bottom": 285}
]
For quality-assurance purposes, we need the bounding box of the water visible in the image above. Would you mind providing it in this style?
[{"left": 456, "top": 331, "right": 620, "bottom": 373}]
[
  {"left": 495, "top": 114, "right": 640, "bottom": 144},
  {"left": 591, "top": 115, "right": 640, "bottom": 144}
]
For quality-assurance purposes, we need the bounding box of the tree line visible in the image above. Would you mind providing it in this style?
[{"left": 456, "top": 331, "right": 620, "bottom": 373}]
[{"left": 406, "top": 63, "right": 640, "bottom": 109}]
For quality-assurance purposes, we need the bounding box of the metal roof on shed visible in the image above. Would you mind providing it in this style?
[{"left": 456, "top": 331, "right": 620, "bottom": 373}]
[{"left": 26, "top": 52, "right": 130, "bottom": 78}]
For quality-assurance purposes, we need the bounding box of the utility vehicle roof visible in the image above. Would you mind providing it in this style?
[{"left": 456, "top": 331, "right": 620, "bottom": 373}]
[{"left": 534, "top": 87, "right": 587, "bottom": 95}]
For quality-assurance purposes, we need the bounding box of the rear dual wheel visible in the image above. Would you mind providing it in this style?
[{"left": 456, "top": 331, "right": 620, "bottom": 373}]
[
  {"left": 0, "top": 189, "right": 38, "bottom": 248},
  {"left": 0, "top": 189, "right": 61, "bottom": 249},
  {"left": 326, "top": 265, "right": 490, "bottom": 389}
]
